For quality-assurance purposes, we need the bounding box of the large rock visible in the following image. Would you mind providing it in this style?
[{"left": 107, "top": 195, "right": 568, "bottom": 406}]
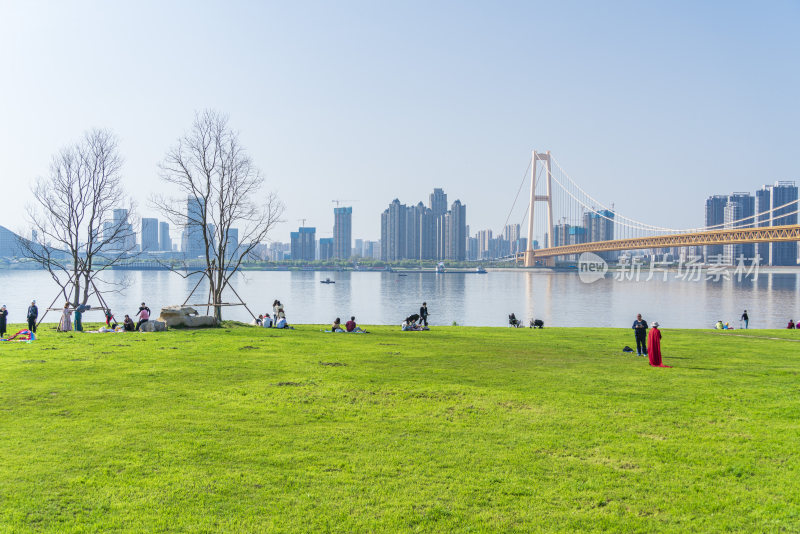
[
  {"left": 139, "top": 320, "right": 167, "bottom": 332},
  {"left": 157, "top": 305, "right": 218, "bottom": 328}
]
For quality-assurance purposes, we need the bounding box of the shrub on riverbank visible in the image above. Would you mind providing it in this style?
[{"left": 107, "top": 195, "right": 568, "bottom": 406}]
[{"left": 1, "top": 325, "right": 798, "bottom": 531}]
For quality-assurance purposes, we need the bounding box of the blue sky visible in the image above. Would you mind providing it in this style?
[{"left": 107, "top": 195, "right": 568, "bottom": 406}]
[{"left": 1, "top": 0, "right": 798, "bottom": 242}]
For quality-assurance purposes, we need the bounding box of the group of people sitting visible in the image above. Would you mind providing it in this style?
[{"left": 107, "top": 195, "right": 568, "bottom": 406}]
[
  {"left": 253, "top": 300, "right": 291, "bottom": 329},
  {"left": 509, "top": 313, "right": 544, "bottom": 328},
  {"left": 331, "top": 316, "right": 367, "bottom": 333},
  {"left": 714, "top": 320, "right": 734, "bottom": 330},
  {"left": 401, "top": 314, "right": 429, "bottom": 331},
  {"left": 58, "top": 302, "right": 151, "bottom": 332}
]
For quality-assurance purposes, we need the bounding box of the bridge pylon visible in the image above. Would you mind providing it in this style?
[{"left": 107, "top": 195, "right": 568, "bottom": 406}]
[{"left": 525, "top": 150, "right": 554, "bottom": 267}]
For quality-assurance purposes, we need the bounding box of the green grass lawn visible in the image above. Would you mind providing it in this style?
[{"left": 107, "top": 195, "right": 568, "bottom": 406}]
[{"left": 1, "top": 323, "right": 798, "bottom": 532}]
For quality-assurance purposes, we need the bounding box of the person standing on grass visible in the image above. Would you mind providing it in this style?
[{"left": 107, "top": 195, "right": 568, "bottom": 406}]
[
  {"left": 741, "top": 310, "right": 749, "bottom": 329},
  {"left": 58, "top": 303, "right": 72, "bottom": 332},
  {"left": 647, "top": 322, "right": 671, "bottom": 367},
  {"left": 632, "top": 313, "right": 648, "bottom": 356},
  {"left": 0, "top": 305, "right": 7, "bottom": 338},
  {"left": 419, "top": 302, "right": 429, "bottom": 327},
  {"left": 26, "top": 300, "right": 38, "bottom": 333},
  {"left": 136, "top": 302, "right": 151, "bottom": 331}
]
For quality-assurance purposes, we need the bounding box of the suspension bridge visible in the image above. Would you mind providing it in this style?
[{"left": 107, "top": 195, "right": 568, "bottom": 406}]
[{"left": 500, "top": 151, "right": 800, "bottom": 266}]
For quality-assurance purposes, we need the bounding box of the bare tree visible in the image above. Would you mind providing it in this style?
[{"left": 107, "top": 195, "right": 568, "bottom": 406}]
[
  {"left": 153, "top": 110, "right": 284, "bottom": 322},
  {"left": 19, "top": 129, "right": 138, "bottom": 308}
]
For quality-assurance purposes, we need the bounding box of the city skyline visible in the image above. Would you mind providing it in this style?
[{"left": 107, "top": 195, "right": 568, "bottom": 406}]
[{"left": 1, "top": 2, "right": 799, "bottom": 243}]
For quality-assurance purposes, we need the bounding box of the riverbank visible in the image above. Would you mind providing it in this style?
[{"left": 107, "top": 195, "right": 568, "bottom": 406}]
[{"left": 1, "top": 325, "right": 798, "bottom": 531}]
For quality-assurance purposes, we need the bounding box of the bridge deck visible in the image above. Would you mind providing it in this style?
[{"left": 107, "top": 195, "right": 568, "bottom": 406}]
[{"left": 520, "top": 224, "right": 800, "bottom": 261}]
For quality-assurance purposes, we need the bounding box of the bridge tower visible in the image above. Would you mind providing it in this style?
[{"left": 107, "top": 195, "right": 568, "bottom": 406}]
[{"left": 525, "top": 150, "right": 554, "bottom": 267}]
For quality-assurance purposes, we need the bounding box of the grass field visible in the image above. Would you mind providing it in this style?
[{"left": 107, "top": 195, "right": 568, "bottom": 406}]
[{"left": 1, "top": 323, "right": 799, "bottom": 532}]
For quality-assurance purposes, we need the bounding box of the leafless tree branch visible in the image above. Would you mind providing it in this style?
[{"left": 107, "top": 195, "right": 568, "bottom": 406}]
[
  {"left": 151, "top": 110, "right": 284, "bottom": 321},
  {"left": 18, "top": 129, "right": 139, "bottom": 308}
]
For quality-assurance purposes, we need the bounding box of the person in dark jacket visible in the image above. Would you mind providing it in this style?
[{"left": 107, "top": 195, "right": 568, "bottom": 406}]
[
  {"left": 741, "top": 310, "right": 749, "bottom": 329},
  {"left": 419, "top": 302, "right": 429, "bottom": 327},
  {"left": 632, "top": 313, "right": 648, "bottom": 356},
  {"left": 0, "top": 305, "right": 7, "bottom": 338},
  {"left": 27, "top": 300, "right": 38, "bottom": 333}
]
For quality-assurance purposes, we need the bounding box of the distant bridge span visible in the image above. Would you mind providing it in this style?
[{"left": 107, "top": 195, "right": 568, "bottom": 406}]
[{"left": 520, "top": 224, "right": 800, "bottom": 264}]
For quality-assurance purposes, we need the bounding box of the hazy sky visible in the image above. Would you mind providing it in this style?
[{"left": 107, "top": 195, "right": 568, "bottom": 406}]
[{"left": 1, "top": 1, "right": 798, "bottom": 243}]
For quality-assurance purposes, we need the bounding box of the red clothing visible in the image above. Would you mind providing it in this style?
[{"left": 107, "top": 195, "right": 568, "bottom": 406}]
[
  {"left": 647, "top": 327, "right": 671, "bottom": 367},
  {"left": 345, "top": 320, "right": 356, "bottom": 332}
]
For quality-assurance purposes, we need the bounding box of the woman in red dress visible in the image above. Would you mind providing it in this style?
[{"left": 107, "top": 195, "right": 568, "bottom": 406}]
[{"left": 647, "top": 322, "right": 671, "bottom": 367}]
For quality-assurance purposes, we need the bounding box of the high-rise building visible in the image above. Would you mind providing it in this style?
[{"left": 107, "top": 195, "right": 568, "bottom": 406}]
[
  {"left": 226, "top": 228, "right": 239, "bottom": 259},
  {"left": 333, "top": 207, "right": 352, "bottom": 259},
  {"left": 104, "top": 208, "right": 135, "bottom": 252},
  {"left": 477, "top": 229, "right": 493, "bottom": 260},
  {"left": 186, "top": 196, "right": 206, "bottom": 258},
  {"left": 446, "top": 200, "right": 467, "bottom": 261},
  {"left": 380, "top": 189, "right": 467, "bottom": 262},
  {"left": 704, "top": 195, "right": 728, "bottom": 261},
  {"left": 467, "top": 235, "right": 479, "bottom": 261},
  {"left": 141, "top": 218, "right": 159, "bottom": 252},
  {"left": 290, "top": 227, "right": 316, "bottom": 262},
  {"left": 723, "top": 193, "right": 755, "bottom": 264},
  {"left": 381, "top": 199, "right": 407, "bottom": 261},
  {"left": 583, "top": 210, "right": 616, "bottom": 261},
  {"left": 756, "top": 181, "right": 798, "bottom": 266},
  {"left": 429, "top": 188, "right": 448, "bottom": 217},
  {"left": 159, "top": 221, "right": 171, "bottom": 252},
  {"left": 503, "top": 224, "right": 521, "bottom": 255},
  {"left": 319, "top": 237, "right": 334, "bottom": 261}
]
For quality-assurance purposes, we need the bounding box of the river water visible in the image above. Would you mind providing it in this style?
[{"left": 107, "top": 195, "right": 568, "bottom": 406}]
[{"left": 0, "top": 269, "right": 797, "bottom": 329}]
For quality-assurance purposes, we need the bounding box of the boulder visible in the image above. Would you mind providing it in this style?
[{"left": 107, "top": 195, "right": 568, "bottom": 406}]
[
  {"left": 139, "top": 320, "right": 167, "bottom": 332},
  {"left": 157, "top": 305, "right": 218, "bottom": 328}
]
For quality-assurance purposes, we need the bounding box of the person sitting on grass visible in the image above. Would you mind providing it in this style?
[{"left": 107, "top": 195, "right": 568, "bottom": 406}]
[
  {"left": 715, "top": 320, "right": 724, "bottom": 330},
  {"left": 262, "top": 313, "right": 273, "bottom": 328},
  {"left": 123, "top": 315, "right": 136, "bottom": 332},
  {"left": 253, "top": 314, "right": 263, "bottom": 326},
  {"left": 275, "top": 315, "right": 292, "bottom": 329},
  {"left": 402, "top": 316, "right": 428, "bottom": 331},
  {"left": 346, "top": 316, "right": 366, "bottom": 333},
  {"left": 788, "top": 319, "right": 796, "bottom": 329},
  {"left": 332, "top": 318, "right": 345, "bottom": 332}
]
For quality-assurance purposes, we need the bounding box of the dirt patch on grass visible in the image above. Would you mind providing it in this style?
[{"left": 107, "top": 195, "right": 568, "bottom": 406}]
[
  {"left": 22, "top": 360, "right": 47, "bottom": 364},
  {"left": 275, "top": 381, "right": 303, "bottom": 387},
  {"left": 240, "top": 346, "right": 259, "bottom": 350},
  {"left": 319, "top": 361, "right": 347, "bottom": 367}
]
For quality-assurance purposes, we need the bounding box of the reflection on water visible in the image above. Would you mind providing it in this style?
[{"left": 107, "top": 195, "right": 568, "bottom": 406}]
[{"left": 0, "top": 269, "right": 797, "bottom": 328}]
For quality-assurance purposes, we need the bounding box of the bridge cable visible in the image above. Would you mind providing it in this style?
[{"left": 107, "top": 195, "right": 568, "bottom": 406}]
[{"left": 498, "top": 158, "right": 532, "bottom": 237}]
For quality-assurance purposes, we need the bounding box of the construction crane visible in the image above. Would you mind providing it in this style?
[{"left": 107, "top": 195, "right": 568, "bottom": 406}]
[
  {"left": 297, "top": 218, "right": 308, "bottom": 227},
  {"left": 332, "top": 199, "right": 358, "bottom": 208}
]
